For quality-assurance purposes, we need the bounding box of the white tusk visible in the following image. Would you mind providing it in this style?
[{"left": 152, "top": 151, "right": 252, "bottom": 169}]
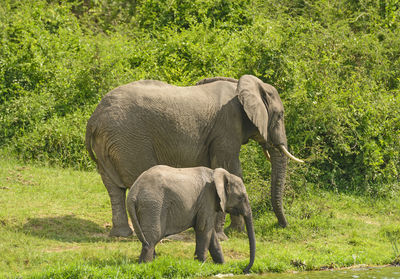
[
  {"left": 279, "top": 145, "right": 305, "bottom": 163},
  {"left": 263, "top": 149, "right": 271, "bottom": 162}
]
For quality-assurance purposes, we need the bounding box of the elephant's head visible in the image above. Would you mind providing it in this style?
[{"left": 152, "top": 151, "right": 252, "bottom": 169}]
[
  {"left": 214, "top": 168, "right": 255, "bottom": 273},
  {"left": 237, "top": 75, "right": 304, "bottom": 228}
]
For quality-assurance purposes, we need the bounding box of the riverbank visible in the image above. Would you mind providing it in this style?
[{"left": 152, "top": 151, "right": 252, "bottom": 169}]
[
  {"left": 227, "top": 265, "right": 400, "bottom": 279},
  {"left": 0, "top": 156, "right": 399, "bottom": 278}
]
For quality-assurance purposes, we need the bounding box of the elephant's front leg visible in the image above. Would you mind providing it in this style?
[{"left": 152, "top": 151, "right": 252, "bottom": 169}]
[
  {"left": 210, "top": 147, "right": 245, "bottom": 236},
  {"left": 228, "top": 215, "right": 245, "bottom": 232},
  {"left": 208, "top": 229, "right": 224, "bottom": 264},
  {"left": 102, "top": 174, "right": 133, "bottom": 237},
  {"left": 214, "top": 212, "right": 228, "bottom": 241},
  {"left": 194, "top": 229, "right": 213, "bottom": 262}
]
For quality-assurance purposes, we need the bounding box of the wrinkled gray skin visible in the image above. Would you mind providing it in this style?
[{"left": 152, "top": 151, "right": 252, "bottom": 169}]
[
  {"left": 86, "top": 74, "right": 291, "bottom": 238},
  {"left": 127, "top": 166, "right": 255, "bottom": 273}
]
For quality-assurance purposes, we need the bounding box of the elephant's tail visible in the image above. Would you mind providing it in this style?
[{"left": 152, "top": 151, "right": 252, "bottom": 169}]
[
  {"left": 86, "top": 118, "right": 126, "bottom": 189},
  {"left": 85, "top": 119, "right": 98, "bottom": 164},
  {"left": 127, "top": 198, "right": 149, "bottom": 246}
]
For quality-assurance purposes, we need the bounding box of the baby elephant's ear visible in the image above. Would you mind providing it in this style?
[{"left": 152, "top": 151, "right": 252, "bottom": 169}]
[{"left": 213, "top": 168, "right": 228, "bottom": 212}]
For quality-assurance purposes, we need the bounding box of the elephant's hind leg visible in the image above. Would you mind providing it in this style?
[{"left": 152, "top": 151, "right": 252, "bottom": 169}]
[{"left": 100, "top": 172, "right": 133, "bottom": 237}]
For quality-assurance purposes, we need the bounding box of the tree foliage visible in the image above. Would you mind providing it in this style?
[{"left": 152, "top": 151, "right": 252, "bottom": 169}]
[{"left": 0, "top": 0, "right": 399, "bottom": 196}]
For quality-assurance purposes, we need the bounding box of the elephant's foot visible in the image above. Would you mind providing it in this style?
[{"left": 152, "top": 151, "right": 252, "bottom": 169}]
[
  {"left": 228, "top": 215, "right": 246, "bottom": 232},
  {"left": 109, "top": 225, "right": 133, "bottom": 237},
  {"left": 216, "top": 231, "right": 228, "bottom": 241},
  {"left": 139, "top": 244, "right": 155, "bottom": 263}
]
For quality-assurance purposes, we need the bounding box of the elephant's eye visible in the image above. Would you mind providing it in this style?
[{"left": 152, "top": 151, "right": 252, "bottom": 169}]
[
  {"left": 272, "top": 112, "right": 284, "bottom": 128},
  {"left": 272, "top": 119, "right": 280, "bottom": 129}
]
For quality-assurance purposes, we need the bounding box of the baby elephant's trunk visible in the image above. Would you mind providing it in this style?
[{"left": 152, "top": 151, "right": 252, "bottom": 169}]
[{"left": 243, "top": 209, "right": 256, "bottom": 273}]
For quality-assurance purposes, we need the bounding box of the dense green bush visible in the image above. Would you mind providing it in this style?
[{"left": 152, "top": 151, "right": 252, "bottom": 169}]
[{"left": 0, "top": 0, "right": 399, "bottom": 197}]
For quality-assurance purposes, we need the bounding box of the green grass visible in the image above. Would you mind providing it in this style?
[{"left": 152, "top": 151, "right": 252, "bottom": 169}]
[{"left": 0, "top": 154, "right": 399, "bottom": 278}]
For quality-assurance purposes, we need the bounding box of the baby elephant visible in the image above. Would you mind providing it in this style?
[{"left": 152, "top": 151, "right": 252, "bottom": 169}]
[{"left": 127, "top": 165, "right": 255, "bottom": 273}]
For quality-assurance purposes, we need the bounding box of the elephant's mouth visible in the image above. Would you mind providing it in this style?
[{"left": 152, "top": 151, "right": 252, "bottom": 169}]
[
  {"left": 263, "top": 141, "right": 281, "bottom": 151},
  {"left": 227, "top": 208, "right": 241, "bottom": 216},
  {"left": 263, "top": 142, "right": 304, "bottom": 163}
]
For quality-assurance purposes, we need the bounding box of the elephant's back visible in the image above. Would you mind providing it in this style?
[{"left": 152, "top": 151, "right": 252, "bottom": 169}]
[
  {"left": 138, "top": 165, "right": 213, "bottom": 184},
  {"left": 135, "top": 165, "right": 213, "bottom": 190},
  {"left": 100, "top": 79, "right": 237, "bottom": 109},
  {"left": 92, "top": 81, "right": 218, "bottom": 149},
  {"left": 132, "top": 165, "right": 213, "bottom": 205}
]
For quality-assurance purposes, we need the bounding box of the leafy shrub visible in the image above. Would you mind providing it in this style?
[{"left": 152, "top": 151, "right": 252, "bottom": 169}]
[
  {"left": 0, "top": 0, "right": 399, "bottom": 197},
  {"left": 13, "top": 108, "right": 95, "bottom": 169}
]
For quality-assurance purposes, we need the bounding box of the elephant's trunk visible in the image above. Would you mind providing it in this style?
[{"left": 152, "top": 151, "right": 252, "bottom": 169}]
[
  {"left": 243, "top": 207, "right": 256, "bottom": 273},
  {"left": 268, "top": 146, "right": 288, "bottom": 227}
]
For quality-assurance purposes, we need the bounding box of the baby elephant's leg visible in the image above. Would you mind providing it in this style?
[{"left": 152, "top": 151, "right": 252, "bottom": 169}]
[
  {"left": 138, "top": 206, "right": 163, "bottom": 263},
  {"left": 194, "top": 229, "right": 212, "bottom": 262},
  {"left": 209, "top": 229, "right": 224, "bottom": 264},
  {"left": 139, "top": 243, "right": 155, "bottom": 263}
]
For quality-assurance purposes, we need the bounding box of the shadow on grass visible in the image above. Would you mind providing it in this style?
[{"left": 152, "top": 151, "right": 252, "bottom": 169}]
[
  {"left": 21, "top": 215, "right": 198, "bottom": 244},
  {"left": 21, "top": 214, "right": 123, "bottom": 243}
]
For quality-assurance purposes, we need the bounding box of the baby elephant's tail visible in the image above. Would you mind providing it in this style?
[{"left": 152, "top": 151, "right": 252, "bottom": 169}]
[{"left": 127, "top": 198, "right": 149, "bottom": 246}]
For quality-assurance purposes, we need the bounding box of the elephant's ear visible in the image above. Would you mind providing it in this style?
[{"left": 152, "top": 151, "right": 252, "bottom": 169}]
[
  {"left": 213, "top": 168, "right": 228, "bottom": 212},
  {"left": 237, "top": 75, "right": 269, "bottom": 142}
]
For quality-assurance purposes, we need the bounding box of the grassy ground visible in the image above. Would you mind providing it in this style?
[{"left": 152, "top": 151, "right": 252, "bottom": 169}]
[{"left": 1, "top": 155, "right": 399, "bottom": 278}]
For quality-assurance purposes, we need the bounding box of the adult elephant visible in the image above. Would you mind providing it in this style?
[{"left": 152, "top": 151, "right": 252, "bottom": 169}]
[{"left": 85, "top": 74, "right": 303, "bottom": 238}]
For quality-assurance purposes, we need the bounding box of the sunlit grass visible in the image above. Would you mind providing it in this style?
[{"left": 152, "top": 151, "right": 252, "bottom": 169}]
[{"left": 1, "top": 155, "right": 399, "bottom": 278}]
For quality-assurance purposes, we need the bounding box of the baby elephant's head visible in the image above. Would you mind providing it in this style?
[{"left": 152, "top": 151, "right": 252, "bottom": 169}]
[
  {"left": 213, "top": 168, "right": 255, "bottom": 273},
  {"left": 215, "top": 170, "right": 250, "bottom": 217}
]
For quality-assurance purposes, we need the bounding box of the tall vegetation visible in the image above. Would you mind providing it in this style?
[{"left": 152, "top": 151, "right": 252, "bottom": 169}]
[{"left": 0, "top": 0, "right": 399, "bottom": 198}]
